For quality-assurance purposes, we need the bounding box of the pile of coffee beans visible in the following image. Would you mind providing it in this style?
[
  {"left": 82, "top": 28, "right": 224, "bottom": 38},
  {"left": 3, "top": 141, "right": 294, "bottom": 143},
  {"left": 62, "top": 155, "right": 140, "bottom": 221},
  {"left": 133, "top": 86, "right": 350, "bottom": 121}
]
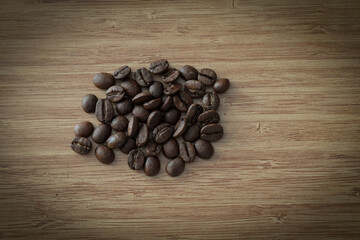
[{"left": 71, "top": 59, "right": 230, "bottom": 177}]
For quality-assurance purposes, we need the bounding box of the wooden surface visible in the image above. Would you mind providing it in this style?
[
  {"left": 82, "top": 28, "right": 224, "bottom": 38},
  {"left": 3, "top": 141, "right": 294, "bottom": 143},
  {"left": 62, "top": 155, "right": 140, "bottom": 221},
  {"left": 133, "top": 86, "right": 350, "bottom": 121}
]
[{"left": 1, "top": 0, "right": 360, "bottom": 239}]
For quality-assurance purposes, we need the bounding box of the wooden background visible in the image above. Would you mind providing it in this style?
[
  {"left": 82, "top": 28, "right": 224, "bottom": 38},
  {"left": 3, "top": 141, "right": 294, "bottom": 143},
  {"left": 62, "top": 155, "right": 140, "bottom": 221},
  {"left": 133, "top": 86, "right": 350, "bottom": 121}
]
[{"left": 0, "top": 0, "right": 360, "bottom": 239}]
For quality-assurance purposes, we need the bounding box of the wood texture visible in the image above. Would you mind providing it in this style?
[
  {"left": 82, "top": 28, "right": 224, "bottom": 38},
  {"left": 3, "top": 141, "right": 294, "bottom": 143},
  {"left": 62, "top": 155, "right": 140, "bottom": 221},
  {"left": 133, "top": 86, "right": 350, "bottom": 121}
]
[{"left": 1, "top": 0, "right": 360, "bottom": 239}]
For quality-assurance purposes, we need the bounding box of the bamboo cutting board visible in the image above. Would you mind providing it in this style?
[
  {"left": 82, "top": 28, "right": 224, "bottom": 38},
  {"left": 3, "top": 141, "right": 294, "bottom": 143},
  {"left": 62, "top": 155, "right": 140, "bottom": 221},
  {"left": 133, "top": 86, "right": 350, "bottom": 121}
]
[{"left": 0, "top": 0, "right": 360, "bottom": 239}]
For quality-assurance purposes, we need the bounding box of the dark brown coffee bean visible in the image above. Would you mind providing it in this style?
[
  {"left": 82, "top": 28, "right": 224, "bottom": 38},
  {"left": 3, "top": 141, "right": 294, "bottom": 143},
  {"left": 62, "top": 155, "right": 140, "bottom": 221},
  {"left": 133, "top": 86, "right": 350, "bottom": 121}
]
[
  {"left": 147, "top": 110, "right": 162, "bottom": 129},
  {"left": 146, "top": 139, "right": 162, "bottom": 156},
  {"left": 173, "top": 118, "right": 188, "bottom": 138},
  {"left": 120, "top": 137, "right": 136, "bottom": 154},
  {"left": 164, "top": 83, "right": 182, "bottom": 96},
  {"left": 173, "top": 91, "right": 193, "bottom": 112},
  {"left": 93, "top": 73, "right": 114, "bottom": 90},
  {"left": 186, "top": 103, "right": 203, "bottom": 124},
  {"left": 184, "top": 80, "right": 205, "bottom": 98},
  {"left": 198, "top": 110, "right": 220, "bottom": 125},
  {"left": 153, "top": 123, "right": 173, "bottom": 143},
  {"left": 136, "top": 124, "right": 149, "bottom": 147},
  {"left": 128, "top": 116, "right": 140, "bottom": 137},
  {"left": 149, "top": 81, "right": 164, "bottom": 98},
  {"left": 194, "top": 139, "right": 214, "bottom": 159},
  {"left": 213, "top": 78, "right": 230, "bottom": 93},
  {"left": 105, "top": 85, "right": 125, "bottom": 103},
  {"left": 143, "top": 98, "right": 162, "bottom": 111},
  {"left": 110, "top": 115, "right": 128, "bottom": 132},
  {"left": 160, "top": 96, "right": 173, "bottom": 112},
  {"left": 162, "top": 138, "right": 179, "bottom": 159},
  {"left": 162, "top": 68, "right": 180, "bottom": 83},
  {"left": 179, "top": 142, "right": 196, "bottom": 163},
  {"left": 106, "top": 132, "right": 126, "bottom": 149},
  {"left": 198, "top": 68, "right": 217, "bottom": 86},
  {"left": 132, "top": 105, "right": 150, "bottom": 122},
  {"left": 95, "top": 145, "right": 114, "bottom": 164},
  {"left": 166, "top": 158, "right": 185, "bottom": 177},
  {"left": 179, "top": 65, "right": 198, "bottom": 80},
  {"left": 95, "top": 99, "right": 114, "bottom": 123},
  {"left": 113, "top": 65, "right": 131, "bottom": 80},
  {"left": 128, "top": 149, "right": 145, "bottom": 170},
  {"left": 132, "top": 92, "right": 152, "bottom": 105},
  {"left": 116, "top": 97, "right": 134, "bottom": 115},
  {"left": 149, "top": 59, "right": 169, "bottom": 74},
  {"left": 81, "top": 94, "right": 98, "bottom": 113},
  {"left": 144, "top": 156, "right": 160, "bottom": 176},
  {"left": 120, "top": 79, "right": 141, "bottom": 97},
  {"left": 164, "top": 108, "right": 181, "bottom": 125},
  {"left": 71, "top": 137, "right": 92, "bottom": 154},
  {"left": 92, "top": 124, "right": 112, "bottom": 144},
  {"left": 202, "top": 90, "right": 220, "bottom": 111},
  {"left": 183, "top": 124, "right": 201, "bottom": 142},
  {"left": 133, "top": 67, "right": 153, "bottom": 87},
  {"left": 201, "top": 124, "right": 223, "bottom": 142},
  {"left": 74, "top": 121, "right": 93, "bottom": 138}
]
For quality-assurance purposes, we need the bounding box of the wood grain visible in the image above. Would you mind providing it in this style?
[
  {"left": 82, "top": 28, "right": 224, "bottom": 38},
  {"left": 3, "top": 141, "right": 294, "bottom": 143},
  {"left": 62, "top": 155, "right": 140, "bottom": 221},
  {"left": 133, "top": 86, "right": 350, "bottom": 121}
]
[{"left": 1, "top": 0, "right": 360, "bottom": 239}]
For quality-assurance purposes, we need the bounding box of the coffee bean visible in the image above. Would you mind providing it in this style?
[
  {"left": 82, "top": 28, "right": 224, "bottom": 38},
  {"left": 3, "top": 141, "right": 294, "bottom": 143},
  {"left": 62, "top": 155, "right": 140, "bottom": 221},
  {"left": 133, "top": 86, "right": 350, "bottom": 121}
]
[
  {"left": 149, "top": 59, "right": 169, "bottom": 74},
  {"left": 120, "top": 79, "right": 141, "bottom": 97},
  {"left": 95, "top": 99, "right": 114, "bottom": 123},
  {"left": 128, "top": 116, "right": 140, "bottom": 138},
  {"left": 186, "top": 103, "right": 203, "bottom": 124},
  {"left": 200, "top": 123, "right": 223, "bottom": 141},
  {"left": 71, "top": 137, "right": 92, "bottom": 154},
  {"left": 183, "top": 124, "right": 201, "bottom": 142},
  {"left": 153, "top": 123, "right": 173, "bottom": 143},
  {"left": 162, "top": 68, "right": 180, "bottom": 83},
  {"left": 164, "top": 83, "right": 182, "bottom": 96},
  {"left": 74, "top": 121, "right": 93, "bottom": 138},
  {"left": 198, "top": 68, "right": 217, "bottom": 86},
  {"left": 166, "top": 158, "right": 185, "bottom": 177},
  {"left": 110, "top": 115, "right": 128, "bottom": 132},
  {"left": 93, "top": 73, "right": 115, "bottom": 90},
  {"left": 132, "top": 92, "right": 153, "bottom": 105},
  {"left": 173, "top": 118, "right": 188, "bottom": 138},
  {"left": 147, "top": 110, "right": 162, "bottom": 129},
  {"left": 106, "top": 132, "right": 126, "bottom": 149},
  {"left": 120, "top": 137, "right": 136, "bottom": 154},
  {"left": 213, "top": 78, "right": 230, "bottom": 93},
  {"left": 113, "top": 65, "right": 131, "bottom": 80},
  {"left": 146, "top": 139, "right": 162, "bottom": 156},
  {"left": 144, "top": 156, "right": 160, "bottom": 176},
  {"left": 194, "top": 139, "right": 214, "bottom": 159},
  {"left": 149, "top": 81, "right": 164, "bottom": 98},
  {"left": 95, "top": 145, "right": 114, "bottom": 164},
  {"left": 133, "top": 67, "right": 153, "bottom": 87},
  {"left": 105, "top": 85, "right": 125, "bottom": 103},
  {"left": 82, "top": 94, "right": 98, "bottom": 113},
  {"left": 202, "top": 90, "right": 220, "bottom": 111},
  {"left": 179, "top": 142, "right": 196, "bottom": 163},
  {"left": 184, "top": 80, "right": 205, "bottom": 98},
  {"left": 173, "top": 91, "right": 193, "bottom": 112},
  {"left": 160, "top": 96, "right": 173, "bottom": 112},
  {"left": 198, "top": 110, "right": 220, "bottom": 125},
  {"left": 136, "top": 124, "right": 149, "bottom": 147},
  {"left": 164, "top": 108, "right": 181, "bottom": 125},
  {"left": 143, "top": 98, "right": 162, "bottom": 111},
  {"left": 128, "top": 149, "right": 145, "bottom": 170},
  {"left": 132, "top": 105, "right": 150, "bottom": 122},
  {"left": 163, "top": 138, "right": 179, "bottom": 159},
  {"left": 92, "top": 124, "right": 111, "bottom": 144},
  {"left": 116, "top": 97, "right": 134, "bottom": 115},
  {"left": 179, "top": 65, "right": 198, "bottom": 80}
]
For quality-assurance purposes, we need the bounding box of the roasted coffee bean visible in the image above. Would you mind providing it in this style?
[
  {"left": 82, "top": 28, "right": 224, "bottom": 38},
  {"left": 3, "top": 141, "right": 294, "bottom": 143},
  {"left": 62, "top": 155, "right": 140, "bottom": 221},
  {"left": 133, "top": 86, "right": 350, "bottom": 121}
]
[
  {"left": 201, "top": 124, "right": 223, "bottom": 141},
  {"left": 162, "top": 68, "right": 180, "bottom": 83},
  {"left": 128, "top": 149, "right": 145, "bottom": 170},
  {"left": 160, "top": 96, "right": 173, "bottom": 112},
  {"left": 184, "top": 80, "right": 205, "bottom": 98},
  {"left": 166, "top": 158, "right": 185, "bottom": 177},
  {"left": 74, "top": 121, "right": 94, "bottom": 138},
  {"left": 173, "top": 118, "right": 188, "bottom": 138},
  {"left": 179, "top": 65, "right": 198, "bottom": 80},
  {"left": 213, "top": 78, "right": 230, "bottom": 93},
  {"left": 147, "top": 110, "right": 162, "bottom": 129},
  {"left": 183, "top": 124, "right": 201, "bottom": 142},
  {"left": 92, "top": 124, "right": 111, "bottom": 144},
  {"left": 144, "top": 156, "right": 160, "bottom": 176},
  {"left": 153, "top": 123, "right": 173, "bottom": 143},
  {"left": 149, "top": 81, "right": 164, "bottom": 98},
  {"left": 120, "top": 78, "right": 141, "bottom": 97},
  {"left": 146, "top": 139, "right": 162, "bottom": 156},
  {"left": 82, "top": 94, "right": 98, "bottom": 113},
  {"left": 173, "top": 91, "right": 193, "bottom": 112},
  {"left": 186, "top": 103, "right": 203, "bottom": 124},
  {"left": 194, "top": 139, "right": 214, "bottom": 159},
  {"left": 106, "top": 132, "right": 126, "bottom": 149},
  {"left": 179, "top": 142, "right": 196, "bottom": 163},
  {"left": 163, "top": 138, "right": 179, "bottom": 159},
  {"left": 105, "top": 85, "right": 125, "bottom": 103},
  {"left": 198, "top": 68, "right": 217, "bottom": 86},
  {"left": 95, "top": 99, "right": 114, "bottom": 123},
  {"left": 128, "top": 116, "right": 140, "bottom": 137},
  {"left": 132, "top": 92, "right": 152, "bottom": 105},
  {"left": 113, "top": 65, "right": 131, "bottom": 80},
  {"left": 71, "top": 137, "right": 92, "bottom": 154},
  {"left": 95, "top": 145, "right": 114, "bottom": 164},
  {"left": 116, "top": 97, "right": 134, "bottom": 115},
  {"left": 164, "top": 108, "right": 181, "bottom": 125},
  {"left": 133, "top": 67, "right": 153, "bottom": 87},
  {"left": 149, "top": 59, "right": 169, "bottom": 74},
  {"left": 164, "top": 83, "right": 182, "bottom": 96},
  {"left": 132, "top": 105, "right": 150, "bottom": 122},
  {"left": 202, "top": 90, "right": 220, "bottom": 111},
  {"left": 120, "top": 137, "right": 136, "bottom": 154},
  {"left": 143, "top": 98, "right": 162, "bottom": 111},
  {"left": 93, "top": 73, "right": 115, "bottom": 90},
  {"left": 136, "top": 124, "right": 149, "bottom": 147},
  {"left": 110, "top": 115, "right": 128, "bottom": 132},
  {"left": 198, "top": 110, "right": 220, "bottom": 125}
]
